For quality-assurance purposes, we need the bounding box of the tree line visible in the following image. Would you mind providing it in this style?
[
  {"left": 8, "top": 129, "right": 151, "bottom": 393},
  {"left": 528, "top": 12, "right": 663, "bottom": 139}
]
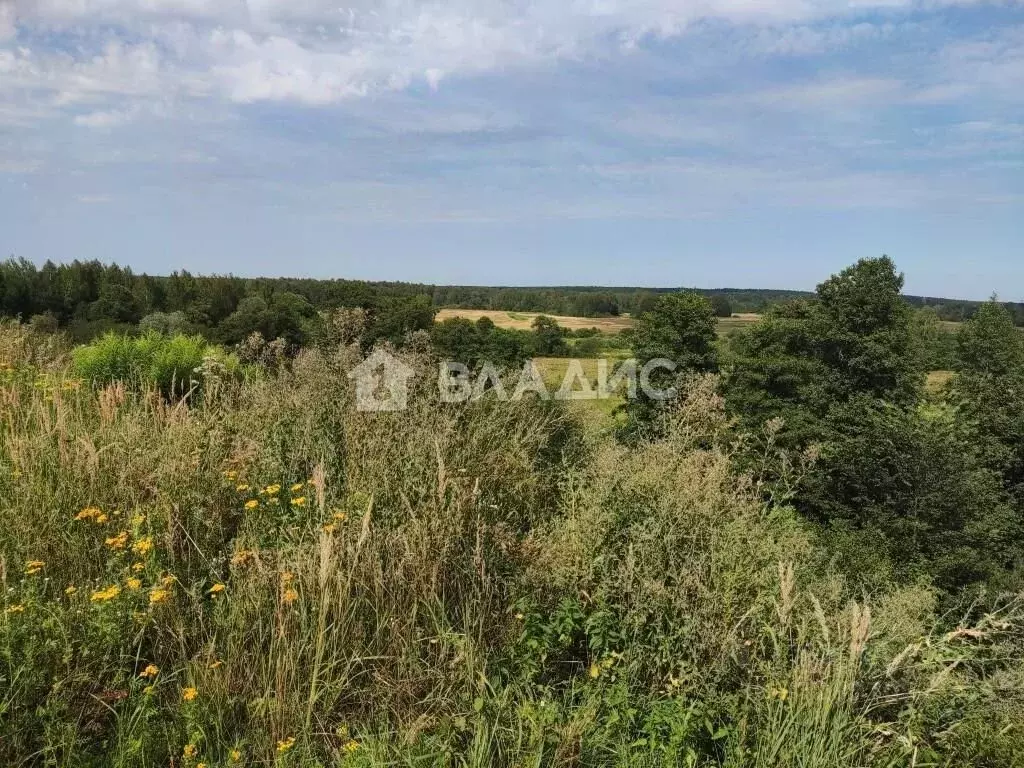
[{"left": 4, "top": 258, "right": 1019, "bottom": 343}]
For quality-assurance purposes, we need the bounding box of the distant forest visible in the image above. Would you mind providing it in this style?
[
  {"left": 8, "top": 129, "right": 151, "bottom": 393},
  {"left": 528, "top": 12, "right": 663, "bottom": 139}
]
[{"left": 1, "top": 257, "right": 1021, "bottom": 343}]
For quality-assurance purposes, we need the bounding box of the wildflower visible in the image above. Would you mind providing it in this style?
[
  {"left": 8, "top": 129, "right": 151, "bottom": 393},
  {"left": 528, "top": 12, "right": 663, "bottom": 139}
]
[
  {"left": 282, "top": 588, "right": 299, "bottom": 604},
  {"left": 236, "top": 484, "right": 249, "bottom": 492},
  {"left": 25, "top": 560, "right": 45, "bottom": 575},
  {"left": 130, "top": 513, "right": 146, "bottom": 527},
  {"left": 208, "top": 659, "right": 223, "bottom": 670},
  {"left": 65, "top": 585, "right": 77, "bottom": 595},
  {"left": 769, "top": 687, "right": 789, "bottom": 702},
  {"left": 74, "top": 507, "right": 104, "bottom": 528},
  {"left": 149, "top": 588, "right": 170, "bottom": 605},
  {"left": 131, "top": 537, "right": 154, "bottom": 556},
  {"left": 588, "top": 662, "right": 601, "bottom": 679},
  {"left": 197, "top": 763, "right": 207, "bottom": 768},
  {"left": 143, "top": 684, "right": 155, "bottom": 695},
  {"left": 5, "top": 604, "right": 25, "bottom": 615},
  {"left": 181, "top": 686, "right": 198, "bottom": 702},
  {"left": 208, "top": 583, "right": 226, "bottom": 597},
  {"left": 223, "top": 470, "right": 238, "bottom": 480},
  {"left": 332, "top": 510, "right": 347, "bottom": 522},
  {"left": 276, "top": 736, "right": 296, "bottom": 753},
  {"left": 229, "top": 749, "right": 242, "bottom": 761},
  {"left": 95, "top": 513, "right": 108, "bottom": 524},
  {"left": 105, "top": 531, "right": 129, "bottom": 550},
  {"left": 139, "top": 664, "right": 159, "bottom": 678},
  {"left": 262, "top": 483, "right": 281, "bottom": 496},
  {"left": 322, "top": 523, "right": 336, "bottom": 534},
  {"left": 183, "top": 743, "right": 198, "bottom": 759},
  {"left": 230, "top": 550, "right": 253, "bottom": 567},
  {"left": 132, "top": 562, "right": 145, "bottom": 573},
  {"left": 125, "top": 577, "right": 142, "bottom": 591},
  {"left": 290, "top": 482, "right": 304, "bottom": 493},
  {"left": 244, "top": 499, "right": 259, "bottom": 510},
  {"left": 343, "top": 739, "right": 360, "bottom": 753},
  {"left": 290, "top": 496, "right": 306, "bottom": 507},
  {"left": 514, "top": 613, "right": 524, "bottom": 621},
  {"left": 281, "top": 571, "right": 294, "bottom": 584},
  {"left": 91, "top": 585, "right": 121, "bottom": 602}
]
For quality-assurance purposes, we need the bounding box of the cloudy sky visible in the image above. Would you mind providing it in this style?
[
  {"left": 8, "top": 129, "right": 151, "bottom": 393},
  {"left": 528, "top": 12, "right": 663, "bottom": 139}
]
[{"left": 1, "top": 0, "right": 1021, "bottom": 297}]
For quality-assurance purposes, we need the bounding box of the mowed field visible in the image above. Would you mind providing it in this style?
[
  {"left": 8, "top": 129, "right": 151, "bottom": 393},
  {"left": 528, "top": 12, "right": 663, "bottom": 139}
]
[{"left": 435, "top": 308, "right": 762, "bottom": 335}]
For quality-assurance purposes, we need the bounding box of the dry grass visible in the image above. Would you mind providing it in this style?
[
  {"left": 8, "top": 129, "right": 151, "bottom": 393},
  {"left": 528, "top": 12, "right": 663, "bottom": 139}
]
[{"left": 436, "top": 308, "right": 764, "bottom": 336}]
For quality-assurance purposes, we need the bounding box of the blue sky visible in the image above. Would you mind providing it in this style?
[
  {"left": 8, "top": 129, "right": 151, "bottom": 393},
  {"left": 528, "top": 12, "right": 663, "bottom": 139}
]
[{"left": 1, "top": 0, "right": 1021, "bottom": 299}]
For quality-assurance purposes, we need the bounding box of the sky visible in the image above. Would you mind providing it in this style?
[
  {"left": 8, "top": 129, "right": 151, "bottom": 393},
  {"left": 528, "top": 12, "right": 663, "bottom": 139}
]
[{"left": 0, "top": 0, "right": 1022, "bottom": 299}]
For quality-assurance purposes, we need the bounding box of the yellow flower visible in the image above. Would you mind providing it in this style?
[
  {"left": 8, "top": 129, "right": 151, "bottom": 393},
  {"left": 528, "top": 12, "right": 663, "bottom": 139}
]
[
  {"left": 75, "top": 506, "right": 102, "bottom": 522},
  {"left": 244, "top": 499, "right": 259, "bottom": 510},
  {"left": 140, "top": 664, "right": 159, "bottom": 678},
  {"left": 132, "top": 537, "right": 154, "bottom": 556},
  {"left": 322, "top": 523, "right": 336, "bottom": 533},
  {"left": 143, "top": 684, "right": 155, "bottom": 695},
  {"left": 263, "top": 484, "right": 281, "bottom": 496},
  {"left": 149, "top": 588, "right": 170, "bottom": 605},
  {"left": 229, "top": 749, "right": 242, "bottom": 761},
  {"left": 181, "top": 686, "right": 198, "bottom": 702},
  {"left": 125, "top": 577, "right": 142, "bottom": 591},
  {"left": 95, "top": 513, "right": 108, "bottom": 524},
  {"left": 223, "top": 470, "right": 238, "bottom": 480},
  {"left": 91, "top": 585, "right": 121, "bottom": 602},
  {"left": 130, "top": 513, "right": 146, "bottom": 527},
  {"left": 343, "top": 739, "right": 360, "bottom": 754},
  {"left": 276, "top": 736, "right": 296, "bottom": 753},
  {"left": 588, "top": 662, "right": 601, "bottom": 679},
  {"left": 182, "top": 743, "right": 198, "bottom": 758},
  {"left": 132, "top": 562, "right": 145, "bottom": 573},
  {"left": 208, "top": 659, "right": 223, "bottom": 670},
  {"left": 105, "top": 531, "right": 129, "bottom": 550},
  {"left": 5, "top": 604, "right": 25, "bottom": 615},
  {"left": 290, "top": 482, "right": 304, "bottom": 493},
  {"left": 290, "top": 496, "right": 307, "bottom": 507},
  {"left": 332, "top": 510, "right": 347, "bottom": 522},
  {"left": 24, "top": 560, "right": 45, "bottom": 575},
  {"left": 282, "top": 588, "right": 299, "bottom": 604},
  {"left": 65, "top": 585, "right": 77, "bottom": 595},
  {"left": 197, "top": 763, "right": 207, "bottom": 768},
  {"left": 236, "top": 484, "right": 250, "bottom": 492},
  {"left": 231, "top": 549, "right": 254, "bottom": 567},
  {"left": 208, "top": 583, "right": 226, "bottom": 596}
]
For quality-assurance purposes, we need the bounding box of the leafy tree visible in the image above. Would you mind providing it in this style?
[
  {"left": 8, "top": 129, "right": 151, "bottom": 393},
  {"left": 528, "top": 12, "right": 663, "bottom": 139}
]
[
  {"left": 956, "top": 298, "right": 1024, "bottom": 377},
  {"left": 532, "top": 315, "right": 568, "bottom": 356},
  {"left": 804, "top": 398, "right": 1020, "bottom": 592},
  {"left": 710, "top": 295, "right": 733, "bottom": 318}
]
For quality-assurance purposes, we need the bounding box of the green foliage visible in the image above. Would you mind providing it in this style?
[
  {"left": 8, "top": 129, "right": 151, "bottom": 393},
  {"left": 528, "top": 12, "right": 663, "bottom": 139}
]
[
  {"left": 431, "top": 316, "right": 532, "bottom": 369},
  {"left": 72, "top": 331, "right": 235, "bottom": 397},
  {"left": 531, "top": 314, "right": 569, "bottom": 356}
]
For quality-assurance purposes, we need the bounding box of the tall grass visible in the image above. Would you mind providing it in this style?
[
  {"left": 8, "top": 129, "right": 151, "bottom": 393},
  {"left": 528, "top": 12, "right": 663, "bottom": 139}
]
[{"left": 1, "top": 323, "right": 1022, "bottom": 766}]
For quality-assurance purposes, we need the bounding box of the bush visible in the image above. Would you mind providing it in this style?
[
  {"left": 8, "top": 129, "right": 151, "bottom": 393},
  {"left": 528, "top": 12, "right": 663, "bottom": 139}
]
[{"left": 72, "top": 331, "right": 236, "bottom": 397}]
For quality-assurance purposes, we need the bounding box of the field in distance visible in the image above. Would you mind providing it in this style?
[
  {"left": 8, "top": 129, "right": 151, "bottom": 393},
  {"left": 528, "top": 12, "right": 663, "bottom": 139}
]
[{"left": 436, "top": 308, "right": 762, "bottom": 335}]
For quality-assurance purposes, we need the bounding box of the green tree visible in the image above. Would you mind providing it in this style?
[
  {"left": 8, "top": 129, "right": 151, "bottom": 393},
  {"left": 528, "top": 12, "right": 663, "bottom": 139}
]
[{"left": 531, "top": 315, "right": 568, "bottom": 356}]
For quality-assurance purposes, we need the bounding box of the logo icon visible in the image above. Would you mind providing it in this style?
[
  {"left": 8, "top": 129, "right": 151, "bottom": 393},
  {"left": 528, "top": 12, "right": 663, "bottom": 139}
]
[{"left": 347, "top": 349, "right": 416, "bottom": 412}]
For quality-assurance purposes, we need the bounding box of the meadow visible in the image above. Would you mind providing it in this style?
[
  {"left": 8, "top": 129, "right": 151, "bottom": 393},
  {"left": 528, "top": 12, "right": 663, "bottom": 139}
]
[
  {"left": 3, "top": 308, "right": 1023, "bottom": 767},
  {"left": 433, "top": 309, "right": 762, "bottom": 337}
]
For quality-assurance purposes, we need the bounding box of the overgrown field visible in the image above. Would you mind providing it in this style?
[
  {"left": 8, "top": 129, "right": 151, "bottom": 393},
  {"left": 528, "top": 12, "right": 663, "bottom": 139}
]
[{"left": 2, "top": 320, "right": 1023, "bottom": 767}]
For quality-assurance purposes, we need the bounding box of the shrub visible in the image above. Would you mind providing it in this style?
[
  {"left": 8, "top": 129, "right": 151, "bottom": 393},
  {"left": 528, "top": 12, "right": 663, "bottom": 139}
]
[{"left": 72, "top": 331, "right": 236, "bottom": 397}]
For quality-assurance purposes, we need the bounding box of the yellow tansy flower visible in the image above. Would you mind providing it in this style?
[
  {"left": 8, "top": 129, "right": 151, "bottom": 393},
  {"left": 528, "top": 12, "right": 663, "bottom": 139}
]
[
  {"left": 343, "top": 739, "right": 360, "bottom": 753},
  {"left": 91, "top": 585, "right": 121, "bottom": 602},
  {"left": 140, "top": 664, "right": 159, "bottom": 678},
  {"left": 131, "top": 537, "right": 154, "bottom": 556},
  {"left": 282, "top": 588, "right": 299, "bottom": 604},
  {"left": 208, "top": 583, "right": 226, "bottom": 596},
  {"left": 290, "top": 496, "right": 306, "bottom": 507},
  {"left": 5, "top": 604, "right": 25, "bottom": 615},
  {"left": 236, "top": 484, "right": 249, "bottom": 492},
  {"left": 208, "top": 659, "right": 223, "bottom": 670},
  {"left": 105, "top": 531, "right": 129, "bottom": 550},
  {"left": 181, "top": 686, "right": 198, "bottom": 702},
  {"left": 65, "top": 585, "right": 77, "bottom": 595},
  {"left": 125, "top": 577, "right": 142, "bottom": 591},
  {"left": 182, "top": 743, "right": 198, "bottom": 758},
  {"left": 231, "top": 550, "right": 254, "bottom": 567},
  {"left": 263, "top": 483, "right": 281, "bottom": 496},
  {"left": 149, "top": 588, "right": 170, "bottom": 605},
  {"left": 132, "top": 562, "right": 145, "bottom": 573},
  {"left": 25, "top": 560, "right": 45, "bottom": 575},
  {"left": 244, "top": 499, "right": 259, "bottom": 510},
  {"left": 229, "top": 749, "right": 242, "bottom": 761},
  {"left": 75, "top": 506, "right": 102, "bottom": 521},
  {"left": 276, "top": 736, "right": 296, "bottom": 753},
  {"left": 290, "top": 482, "right": 304, "bottom": 493}
]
